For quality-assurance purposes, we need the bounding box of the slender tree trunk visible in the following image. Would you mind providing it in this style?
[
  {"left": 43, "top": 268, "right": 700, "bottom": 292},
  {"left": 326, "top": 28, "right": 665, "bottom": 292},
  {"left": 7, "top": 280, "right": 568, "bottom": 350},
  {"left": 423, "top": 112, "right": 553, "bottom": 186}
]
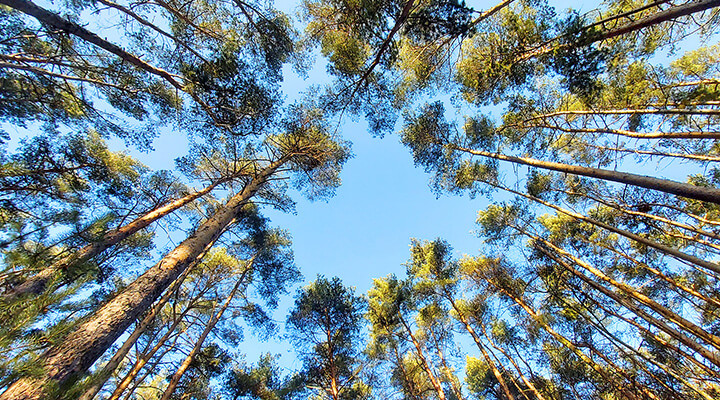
[
  {"left": 0, "top": 159, "right": 286, "bottom": 400},
  {"left": 484, "top": 280, "right": 630, "bottom": 395},
  {"left": 0, "top": 0, "right": 183, "bottom": 90},
  {"left": 445, "top": 296, "right": 525, "bottom": 400},
  {"left": 2, "top": 179, "right": 225, "bottom": 302},
  {"left": 324, "top": 327, "right": 340, "bottom": 400},
  {"left": 451, "top": 144, "right": 720, "bottom": 205},
  {"left": 159, "top": 258, "right": 253, "bottom": 400},
  {"left": 579, "top": 285, "right": 720, "bottom": 379},
  {"left": 428, "top": 328, "right": 465, "bottom": 400},
  {"left": 532, "top": 239, "right": 720, "bottom": 368},
  {"left": 119, "top": 336, "right": 182, "bottom": 400},
  {"left": 110, "top": 317, "right": 190, "bottom": 400},
  {"left": 484, "top": 180, "right": 720, "bottom": 275},
  {"left": 578, "top": 236, "right": 720, "bottom": 309},
  {"left": 518, "top": 123, "right": 720, "bottom": 140},
  {"left": 556, "top": 188, "right": 720, "bottom": 241},
  {"left": 529, "top": 231, "right": 720, "bottom": 351},
  {"left": 475, "top": 320, "right": 548, "bottom": 400},
  {"left": 398, "top": 314, "right": 447, "bottom": 400},
  {"left": 390, "top": 344, "right": 422, "bottom": 400},
  {"left": 583, "top": 143, "right": 720, "bottom": 162},
  {"left": 597, "top": 0, "right": 720, "bottom": 41},
  {"left": 0, "top": 0, "right": 227, "bottom": 125},
  {"left": 106, "top": 278, "right": 210, "bottom": 400},
  {"left": 570, "top": 292, "right": 715, "bottom": 400}
]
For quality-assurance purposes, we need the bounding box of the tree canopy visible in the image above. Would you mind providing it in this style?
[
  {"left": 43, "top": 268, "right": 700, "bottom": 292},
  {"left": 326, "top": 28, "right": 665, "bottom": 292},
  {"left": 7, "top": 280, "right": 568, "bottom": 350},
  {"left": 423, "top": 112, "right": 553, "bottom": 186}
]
[{"left": 0, "top": 0, "right": 719, "bottom": 399}]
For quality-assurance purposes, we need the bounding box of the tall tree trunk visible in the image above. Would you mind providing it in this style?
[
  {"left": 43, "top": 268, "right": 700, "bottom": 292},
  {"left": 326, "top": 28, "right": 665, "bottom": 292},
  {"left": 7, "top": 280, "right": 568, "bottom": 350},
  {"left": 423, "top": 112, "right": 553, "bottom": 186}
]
[
  {"left": 475, "top": 320, "right": 548, "bottom": 400},
  {"left": 428, "top": 328, "right": 466, "bottom": 400},
  {"left": 158, "top": 258, "right": 253, "bottom": 400},
  {"left": 444, "top": 295, "right": 525, "bottom": 400},
  {"left": 390, "top": 344, "right": 422, "bottom": 400},
  {"left": 0, "top": 0, "right": 225, "bottom": 124},
  {"left": 119, "top": 335, "right": 183, "bottom": 400},
  {"left": 78, "top": 250, "right": 208, "bottom": 400},
  {"left": 451, "top": 144, "right": 720, "bottom": 205},
  {"left": 0, "top": 159, "right": 286, "bottom": 400},
  {"left": 578, "top": 285, "right": 720, "bottom": 379},
  {"left": 483, "top": 180, "right": 720, "bottom": 275},
  {"left": 107, "top": 298, "right": 195, "bottom": 400},
  {"left": 0, "top": 0, "right": 183, "bottom": 90},
  {"left": 2, "top": 178, "right": 225, "bottom": 302},
  {"left": 484, "top": 280, "right": 637, "bottom": 398},
  {"left": 570, "top": 291, "right": 715, "bottom": 400},
  {"left": 527, "top": 231, "right": 720, "bottom": 351}
]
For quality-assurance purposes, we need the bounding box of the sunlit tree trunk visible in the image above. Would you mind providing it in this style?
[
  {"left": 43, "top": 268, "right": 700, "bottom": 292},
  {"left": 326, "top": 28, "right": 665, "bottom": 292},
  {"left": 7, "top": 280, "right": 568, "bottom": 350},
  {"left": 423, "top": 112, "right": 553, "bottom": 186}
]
[
  {"left": 77, "top": 256, "right": 200, "bottom": 400},
  {"left": 444, "top": 296, "right": 516, "bottom": 400},
  {"left": 482, "top": 180, "right": 720, "bottom": 275},
  {"left": 397, "top": 314, "right": 447, "bottom": 400},
  {"left": 568, "top": 289, "right": 715, "bottom": 400},
  {"left": 483, "top": 278, "right": 637, "bottom": 399},
  {"left": 106, "top": 279, "right": 210, "bottom": 400},
  {"left": 530, "top": 236, "right": 720, "bottom": 368},
  {"left": 475, "top": 320, "right": 547, "bottom": 400},
  {"left": 516, "top": 0, "right": 720, "bottom": 62}
]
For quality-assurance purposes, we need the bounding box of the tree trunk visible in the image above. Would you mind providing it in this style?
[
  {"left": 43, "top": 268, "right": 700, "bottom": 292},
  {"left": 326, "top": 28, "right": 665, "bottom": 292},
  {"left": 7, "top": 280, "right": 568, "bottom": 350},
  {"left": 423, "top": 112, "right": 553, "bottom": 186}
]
[
  {"left": 159, "top": 259, "right": 252, "bottom": 400},
  {"left": 517, "top": 0, "right": 720, "bottom": 62},
  {"left": 475, "top": 320, "right": 548, "bottom": 400},
  {"left": 398, "top": 314, "right": 447, "bottom": 400},
  {"left": 2, "top": 179, "right": 223, "bottom": 302},
  {"left": 531, "top": 233, "right": 720, "bottom": 351},
  {"left": 532, "top": 238, "right": 720, "bottom": 368},
  {"left": 485, "top": 180, "right": 720, "bottom": 275},
  {"left": 78, "top": 252, "right": 207, "bottom": 400},
  {"left": 0, "top": 159, "right": 285, "bottom": 400},
  {"left": 390, "top": 344, "right": 422, "bottom": 400},
  {"left": 445, "top": 296, "right": 523, "bottom": 400},
  {"left": 452, "top": 144, "right": 720, "bottom": 205},
  {"left": 0, "top": 0, "right": 226, "bottom": 125},
  {"left": 579, "top": 285, "right": 720, "bottom": 379},
  {"left": 485, "top": 280, "right": 628, "bottom": 394},
  {"left": 108, "top": 308, "right": 193, "bottom": 400},
  {"left": 570, "top": 290, "right": 714, "bottom": 400}
]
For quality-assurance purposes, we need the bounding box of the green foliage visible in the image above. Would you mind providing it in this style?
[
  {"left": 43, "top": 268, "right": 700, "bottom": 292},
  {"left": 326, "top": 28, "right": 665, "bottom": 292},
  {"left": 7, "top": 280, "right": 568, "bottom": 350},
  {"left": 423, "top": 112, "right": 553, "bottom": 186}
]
[
  {"left": 286, "top": 276, "right": 368, "bottom": 400},
  {"left": 225, "top": 353, "right": 302, "bottom": 400},
  {"left": 456, "top": 1, "right": 555, "bottom": 105},
  {"left": 404, "top": 0, "right": 474, "bottom": 42}
]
